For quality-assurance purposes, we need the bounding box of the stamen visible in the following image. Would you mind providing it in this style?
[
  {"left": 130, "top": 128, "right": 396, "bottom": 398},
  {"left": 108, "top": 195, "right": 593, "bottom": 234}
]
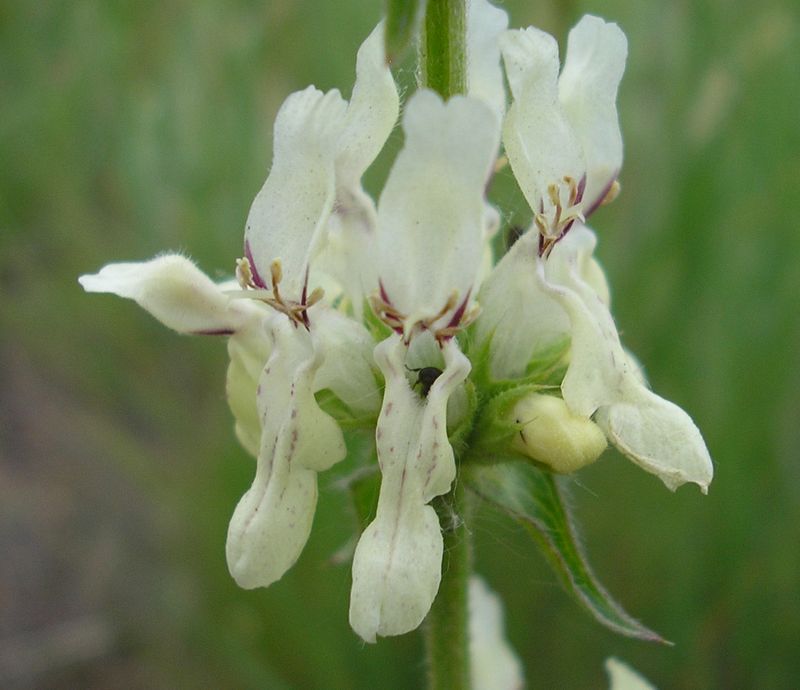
[
  {"left": 306, "top": 287, "right": 325, "bottom": 308},
  {"left": 369, "top": 288, "right": 472, "bottom": 345},
  {"left": 535, "top": 175, "right": 588, "bottom": 257},
  {"left": 231, "top": 256, "right": 320, "bottom": 330},
  {"left": 236, "top": 258, "right": 253, "bottom": 289}
]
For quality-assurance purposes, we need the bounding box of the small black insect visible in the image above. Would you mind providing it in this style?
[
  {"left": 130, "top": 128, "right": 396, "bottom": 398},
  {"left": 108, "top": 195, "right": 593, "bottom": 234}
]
[{"left": 407, "top": 366, "right": 443, "bottom": 397}]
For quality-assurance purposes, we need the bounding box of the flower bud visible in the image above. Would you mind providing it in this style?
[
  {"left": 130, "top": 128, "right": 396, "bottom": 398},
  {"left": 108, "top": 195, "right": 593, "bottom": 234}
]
[{"left": 511, "top": 393, "right": 606, "bottom": 473}]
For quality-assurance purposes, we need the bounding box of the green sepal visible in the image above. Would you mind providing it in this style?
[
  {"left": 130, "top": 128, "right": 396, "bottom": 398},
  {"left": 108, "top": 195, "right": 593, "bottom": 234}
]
[
  {"left": 314, "top": 388, "right": 378, "bottom": 430},
  {"left": 465, "top": 327, "right": 569, "bottom": 395},
  {"left": 346, "top": 464, "right": 381, "bottom": 531},
  {"left": 362, "top": 298, "right": 394, "bottom": 343},
  {"left": 463, "top": 461, "right": 670, "bottom": 644},
  {"left": 465, "top": 383, "right": 543, "bottom": 463},
  {"left": 447, "top": 378, "right": 478, "bottom": 458},
  {"left": 384, "top": 0, "right": 425, "bottom": 64}
]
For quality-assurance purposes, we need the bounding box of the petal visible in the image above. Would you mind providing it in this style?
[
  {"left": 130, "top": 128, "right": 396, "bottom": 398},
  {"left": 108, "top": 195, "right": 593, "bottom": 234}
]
[
  {"left": 541, "top": 227, "right": 629, "bottom": 416},
  {"left": 469, "top": 577, "right": 525, "bottom": 690},
  {"left": 310, "top": 305, "right": 381, "bottom": 416},
  {"left": 244, "top": 87, "right": 348, "bottom": 299},
  {"left": 558, "top": 16, "right": 627, "bottom": 212},
  {"left": 475, "top": 231, "right": 570, "bottom": 379},
  {"left": 595, "top": 385, "right": 714, "bottom": 492},
  {"left": 78, "top": 254, "right": 255, "bottom": 335},
  {"left": 349, "top": 334, "right": 470, "bottom": 642},
  {"left": 315, "top": 185, "right": 379, "bottom": 319},
  {"left": 335, "top": 21, "right": 400, "bottom": 188},
  {"left": 467, "top": 0, "right": 509, "bottom": 125},
  {"left": 605, "top": 657, "right": 657, "bottom": 690},
  {"left": 376, "top": 90, "right": 499, "bottom": 332},
  {"left": 542, "top": 227, "right": 714, "bottom": 491},
  {"left": 226, "top": 318, "right": 272, "bottom": 457},
  {"left": 317, "top": 23, "right": 398, "bottom": 312},
  {"left": 226, "top": 316, "right": 347, "bottom": 589},
  {"left": 501, "top": 28, "right": 584, "bottom": 212}
]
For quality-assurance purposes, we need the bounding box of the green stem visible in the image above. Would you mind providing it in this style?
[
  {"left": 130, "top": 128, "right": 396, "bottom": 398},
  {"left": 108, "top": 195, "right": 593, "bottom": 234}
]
[
  {"left": 419, "top": 2, "right": 471, "bottom": 687},
  {"left": 419, "top": 0, "right": 467, "bottom": 99},
  {"left": 425, "top": 482, "right": 473, "bottom": 690}
]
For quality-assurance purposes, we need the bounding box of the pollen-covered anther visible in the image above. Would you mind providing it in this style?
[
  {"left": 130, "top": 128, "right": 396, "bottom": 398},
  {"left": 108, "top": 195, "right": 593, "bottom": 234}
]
[
  {"left": 235, "top": 258, "right": 251, "bottom": 289},
  {"left": 370, "top": 289, "right": 473, "bottom": 344},
  {"left": 234, "top": 256, "right": 322, "bottom": 329},
  {"left": 535, "top": 175, "right": 586, "bottom": 258},
  {"left": 369, "top": 291, "right": 405, "bottom": 332}
]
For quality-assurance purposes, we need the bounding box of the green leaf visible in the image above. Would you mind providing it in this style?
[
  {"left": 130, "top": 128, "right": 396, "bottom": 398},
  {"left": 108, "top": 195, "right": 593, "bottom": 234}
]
[
  {"left": 464, "top": 461, "right": 670, "bottom": 644},
  {"left": 384, "top": 0, "right": 425, "bottom": 64}
]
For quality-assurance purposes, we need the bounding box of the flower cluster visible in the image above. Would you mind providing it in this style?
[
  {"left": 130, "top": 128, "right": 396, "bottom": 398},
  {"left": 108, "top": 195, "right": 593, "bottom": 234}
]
[{"left": 80, "top": 2, "right": 712, "bottom": 645}]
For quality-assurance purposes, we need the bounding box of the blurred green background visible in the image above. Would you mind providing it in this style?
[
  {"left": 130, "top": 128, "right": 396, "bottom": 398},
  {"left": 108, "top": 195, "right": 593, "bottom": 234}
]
[{"left": 1, "top": 0, "right": 799, "bottom": 687}]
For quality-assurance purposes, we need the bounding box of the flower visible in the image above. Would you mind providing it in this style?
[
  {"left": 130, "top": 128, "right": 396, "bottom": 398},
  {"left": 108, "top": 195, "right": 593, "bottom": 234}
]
[
  {"left": 349, "top": 88, "right": 499, "bottom": 642},
  {"left": 81, "top": 21, "right": 396, "bottom": 591},
  {"left": 476, "top": 15, "right": 713, "bottom": 493},
  {"left": 469, "top": 577, "right": 524, "bottom": 690},
  {"left": 80, "top": 3, "right": 714, "bottom": 648},
  {"left": 501, "top": 15, "right": 627, "bottom": 255},
  {"left": 605, "top": 657, "right": 657, "bottom": 690}
]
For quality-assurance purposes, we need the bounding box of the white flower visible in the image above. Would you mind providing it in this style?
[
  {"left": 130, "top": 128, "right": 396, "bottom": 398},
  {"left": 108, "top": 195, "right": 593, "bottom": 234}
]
[
  {"left": 605, "top": 657, "right": 657, "bottom": 690},
  {"left": 243, "top": 22, "right": 398, "bottom": 314},
  {"left": 476, "top": 15, "right": 712, "bottom": 492},
  {"left": 478, "top": 224, "right": 713, "bottom": 491},
  {"left": 349, "top": 88, "right": 499, "bottom": 642},
  {"left": 469, "top": 576, "right": 525, "bottom": 690},
  {"left": 501, "top": 15, "right": 627, "bottom": 255},
  {"left": 80, "top": 22, "right": 396, "bottom": 591},
  {"left": 81, "top": 4, "right": 714, "bottom": 650}
]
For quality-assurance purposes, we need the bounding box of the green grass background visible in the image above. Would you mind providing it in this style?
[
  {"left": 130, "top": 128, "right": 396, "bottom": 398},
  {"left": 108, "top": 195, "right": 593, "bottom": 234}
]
[{"left": 1, "top": 0, "right": 799, "bottom": 687}]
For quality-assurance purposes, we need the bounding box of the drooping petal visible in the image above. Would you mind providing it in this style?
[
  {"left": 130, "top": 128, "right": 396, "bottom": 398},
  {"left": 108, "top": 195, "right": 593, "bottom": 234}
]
[
  {"left": 78, "top": 254, "right": 259, "bottom": 335},
  {"left": 595, "top": 385, "right": 713, "bottom": 493},
  {"left": 226, "top": 316, "right": 347, "bottom": 589},
  {"left": 501, "top": 28, "right": 584, "bottom": 213},
  {"left": 244, "top": 87, "right": 348, "bottom": 299},
  {"left": 541, "top": 227, "right": 629, "bottom": 417},
  {"left": 467, "top": 0, "right": 509, "bottom": 125},
  {"left": 558, "top": 15, "right": 627, "bottom": 212},
  {"left": 541, "top": 226, "right": 713, "bottom": 491},
  {"left": 310, "top": 305, "right": 381, "bottom": 416},
  {"left": 349, "top": 334, "right": 470, "bottom": 642},
  {"left": 469, "top": 576, "right": 525, "bottom": 690},
  {"left": 376, "top": 90, "right": 499, "bottom": 334}
]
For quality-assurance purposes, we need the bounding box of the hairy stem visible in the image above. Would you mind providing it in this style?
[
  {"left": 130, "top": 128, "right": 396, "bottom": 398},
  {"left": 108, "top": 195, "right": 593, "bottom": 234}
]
[
  {"left": 419, "top": 0, "right": 467, "bottom": 100},
  {"left": 425, "top": 482, "right": 473, "bottom": 690}
]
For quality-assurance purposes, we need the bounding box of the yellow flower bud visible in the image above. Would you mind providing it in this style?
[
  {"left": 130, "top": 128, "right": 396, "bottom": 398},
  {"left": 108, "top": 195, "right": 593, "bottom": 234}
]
[{"left": 511, "top": 393, "right": 607, "bottom": 473}]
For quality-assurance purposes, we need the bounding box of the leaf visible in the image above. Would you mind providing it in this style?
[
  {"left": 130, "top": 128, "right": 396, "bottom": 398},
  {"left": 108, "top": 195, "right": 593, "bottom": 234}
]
[
  {"left": 464, "top": 461, "right": 670, "bottom": 644},
  {"left": 384, "top": 0, "right": 425, "bottom": 64}
]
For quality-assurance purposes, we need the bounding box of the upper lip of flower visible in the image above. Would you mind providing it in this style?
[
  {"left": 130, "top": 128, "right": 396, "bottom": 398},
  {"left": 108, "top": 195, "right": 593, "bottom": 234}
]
[{"left": 500, "top": 15, "right": 627, "bottom": 252}]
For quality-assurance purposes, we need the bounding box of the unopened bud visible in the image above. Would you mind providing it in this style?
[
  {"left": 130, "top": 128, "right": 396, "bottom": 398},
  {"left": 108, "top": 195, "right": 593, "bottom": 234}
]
[{"left": 511, "top": 393, "right": 607, "bottom": 473}]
